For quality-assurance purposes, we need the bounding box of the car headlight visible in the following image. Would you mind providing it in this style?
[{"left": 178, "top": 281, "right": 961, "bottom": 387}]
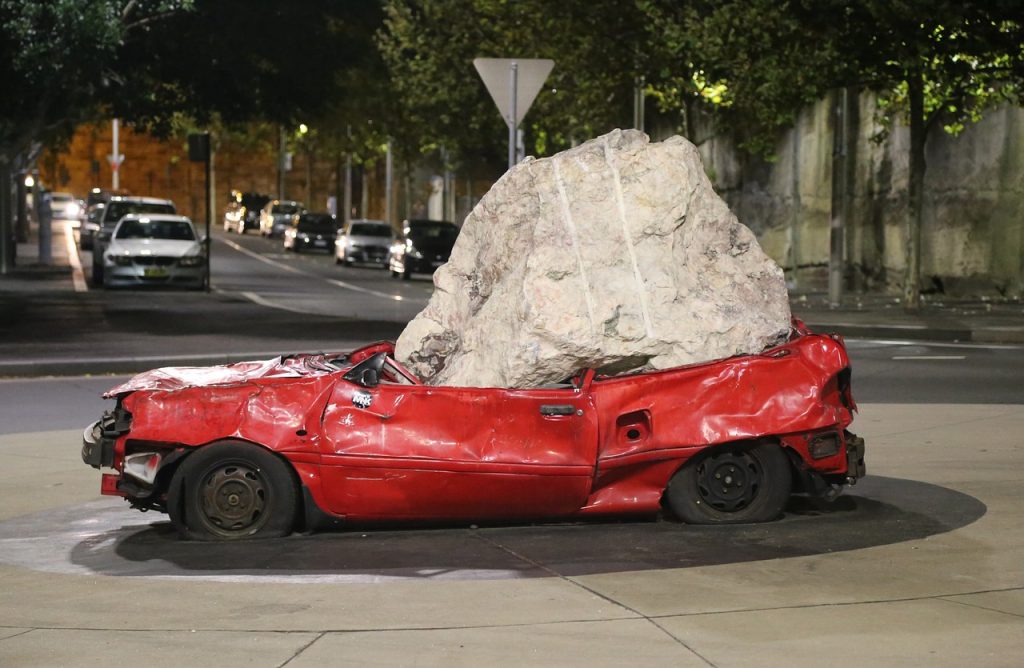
[
  {"left": 407, "top": 245, "right": 423, "bottom": 260},
  {"left": 178, "top": 255, "right": 204, "bottom": 267},
  {"left": 66, "top": 203, "right": 80, "bottom": 217},
  {"left": 299, "top": 233, "right": 310, "bottom": 242},
  {"left": 107, "top": 254, "right": 133, "bottom": 266}
]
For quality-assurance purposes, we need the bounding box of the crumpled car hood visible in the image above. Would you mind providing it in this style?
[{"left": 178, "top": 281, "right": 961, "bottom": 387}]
[{"left": 103, "top": 354, "right": 341, "bottom": 398}]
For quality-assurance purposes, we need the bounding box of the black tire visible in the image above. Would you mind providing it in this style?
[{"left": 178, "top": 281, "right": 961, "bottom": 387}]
[
  {"left": 666, "top": 441, "right": 791, "bottom": 524},
  {"left": 167, "top": 442, "right": 298, "bottom": 541}
]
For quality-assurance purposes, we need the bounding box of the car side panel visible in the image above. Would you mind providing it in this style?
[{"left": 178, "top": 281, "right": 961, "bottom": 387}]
[
  {"left": 579, "top": 334, "right": 854, "bottom": 514},
  {"left": 119, "top": 376, "right": 333, "bottom": 457},
  {"left": 318, "top": 382, "right": 597, "bottom": 519}
]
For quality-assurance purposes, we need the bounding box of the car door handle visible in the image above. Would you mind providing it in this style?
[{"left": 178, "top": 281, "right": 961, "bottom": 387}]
[{"left": 540, "top": 404, "right": 576, "bottom": 416}]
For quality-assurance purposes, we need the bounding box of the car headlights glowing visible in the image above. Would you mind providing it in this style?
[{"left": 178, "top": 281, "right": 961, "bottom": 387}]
[{"left": 178, "top": 255, "right": 204, "bottom": 267}]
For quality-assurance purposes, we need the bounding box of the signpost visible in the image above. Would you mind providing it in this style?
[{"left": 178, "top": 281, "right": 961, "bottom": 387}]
[
  {"left": 188, "top": 132, "right": 212, "bottom": 292},
  {"left": 473, "top": 58, "right": 554, "bottom": 170},
  {"left": 107, "top": 119, "right": 124, "bottom": 191}
]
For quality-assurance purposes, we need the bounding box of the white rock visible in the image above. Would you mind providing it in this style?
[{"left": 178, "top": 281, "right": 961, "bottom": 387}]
[{"left": 396, "top": 130, "right": 792, "bottom": 388}]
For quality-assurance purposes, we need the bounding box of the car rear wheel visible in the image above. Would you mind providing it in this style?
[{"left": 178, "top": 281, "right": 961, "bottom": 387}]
[
  {"left": 665, "top": 441, "right": 791, "bottom": 524},
  {"left": 168, "top": 442, "right": 298, "bottom": 540}
]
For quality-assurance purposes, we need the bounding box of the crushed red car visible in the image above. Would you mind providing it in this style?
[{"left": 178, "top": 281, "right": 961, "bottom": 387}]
[{"left": 81, "top": 322, "right": 865, "bottom": 540}]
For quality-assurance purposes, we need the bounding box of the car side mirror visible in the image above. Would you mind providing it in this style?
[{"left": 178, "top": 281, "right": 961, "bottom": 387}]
[{"left": 360, "top": 368, "right": 379, "bottom": 388}]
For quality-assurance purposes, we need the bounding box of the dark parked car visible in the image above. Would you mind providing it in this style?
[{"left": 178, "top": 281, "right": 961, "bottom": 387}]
[
  {"left": 389, "top": 219, "right": 459, "bottom": 279},
  {"left": 81, "top": 328, "right": 865, "bottom": 541},
  {"left": 283, "top": 212, "right": 338, "bottom": 253}
]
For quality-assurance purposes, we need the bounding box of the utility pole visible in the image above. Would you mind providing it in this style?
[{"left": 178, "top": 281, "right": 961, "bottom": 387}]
[
  {"left": 633, "top": 75, "right": 646, "bottom": 132},
  {"left": 343, "top": 127, "right": 352, "bottom": 224},
  {"left": 277, "top": 125, "right": 286, "bottom": 200},
  {"left": 828, "top": 88, "right": 849, "bottom": 308},
  {"left": 385, "top": 140, "right": 393, "bottom": 228},
  {"left": 109, "top": 119, "right": 124, "bottom": 191}
]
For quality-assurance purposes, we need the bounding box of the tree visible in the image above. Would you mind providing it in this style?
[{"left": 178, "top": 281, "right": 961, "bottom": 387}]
[
  {"left": 837, "top": 1, "right": 1024, "bottom": 307},
  {"left": 640, "top": 0, "right": 1024, "bottom": 307},
  {"left": 378, "top": 0, "right": 658, "bottom": 172},
  {"left": 0, "top": 1, "right": 387, "bottom": 268}
]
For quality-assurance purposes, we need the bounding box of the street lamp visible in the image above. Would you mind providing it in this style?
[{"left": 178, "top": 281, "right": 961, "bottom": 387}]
[{"left": 24, "top": 175, "right": 34, "bottom": 188}]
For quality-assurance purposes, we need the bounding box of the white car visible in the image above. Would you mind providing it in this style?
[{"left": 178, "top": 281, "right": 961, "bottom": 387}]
[
  {"left": 49, "top": 192, "right": 84, "bottom": 226},
  {"left": 334, "top": 219, "right": 394, "bottom": 267},
  {"left": 102, "top": 214, "right": 205, "bottom": 289}
]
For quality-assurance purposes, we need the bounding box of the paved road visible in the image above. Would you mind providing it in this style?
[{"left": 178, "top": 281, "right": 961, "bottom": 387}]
[{"left": 2, "top": 226, "right": 1023, "bottom": 666}]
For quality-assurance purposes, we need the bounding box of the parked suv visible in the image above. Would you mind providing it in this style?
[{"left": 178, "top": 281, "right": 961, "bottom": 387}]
[
  {"left": 334, "top": 219, "right": 393, "bottom": 267},
  {"left": 90, "top": 196, "right": 177, "bottom": 286}
]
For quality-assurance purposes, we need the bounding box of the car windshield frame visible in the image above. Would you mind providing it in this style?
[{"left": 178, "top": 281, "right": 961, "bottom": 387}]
[
  {"left": 350, "top": 223, "right": 392, "bottom": 237},
  {"left": 407, "top": 222, "right": 458, "bottom": 242},
  {"left": 104, "top": 201, "right": 176, "bottom": 225},
  {"left": 115, "top": 219, "right": 196, "bottom": 241},
  {"left": 297, "top": 215, "right": 336, "bottom": 232}
]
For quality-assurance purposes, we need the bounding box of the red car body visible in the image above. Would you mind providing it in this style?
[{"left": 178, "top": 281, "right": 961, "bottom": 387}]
[{"left": 82, "top": 323, "right": 865, "bottom": 538}]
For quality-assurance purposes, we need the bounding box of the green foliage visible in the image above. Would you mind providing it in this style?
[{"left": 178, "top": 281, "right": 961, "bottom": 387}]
[
  {"left": 846, "top": 1, "right": 1024, "bottom": 141},
  {"left": 378, "top": 0, "right": 660, "bottom": 169},
  {"left": 637, "top": 0, "right": 1024, "bottom": 156},
  {"left": 0, "top": 1, "right": 193, "bottom": 164}
]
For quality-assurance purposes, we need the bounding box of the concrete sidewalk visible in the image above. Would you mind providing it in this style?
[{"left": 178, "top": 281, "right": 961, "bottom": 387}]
[{"left": 1, "top": 403, "right": 1022, "bottom": 666}]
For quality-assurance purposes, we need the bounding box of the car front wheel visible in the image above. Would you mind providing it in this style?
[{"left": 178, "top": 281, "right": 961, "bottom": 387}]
[
  {"left": 665, "top": 441, "right": 791, "bottom": 524},
  {"left": 168, "top": 441, "right": 299, "bottom": 540}
]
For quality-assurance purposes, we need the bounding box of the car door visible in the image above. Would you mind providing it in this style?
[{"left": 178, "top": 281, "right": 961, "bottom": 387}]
[{"left": 319, "top": 369, "right": 598, "bottom": 520}]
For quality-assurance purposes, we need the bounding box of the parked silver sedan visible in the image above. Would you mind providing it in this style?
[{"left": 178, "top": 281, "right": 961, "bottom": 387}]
[
  {"left": 334, "top": 219, "right": 394, "bottom": 267},
  {"left": 101, "top": 214, "right": 205, "bottom": 289}
]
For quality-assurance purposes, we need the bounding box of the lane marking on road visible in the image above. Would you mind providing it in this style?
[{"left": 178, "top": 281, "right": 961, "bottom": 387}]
[
  {"left": 63, "top": 222, "right": 87, "bottom": 293},
  {"left": 240, "top": 290, "right": 318, "bottom": 315},
  {"left": 325, "top": 278, "right": 408, "bottom": 302},
  {"left": 220, "top": 235, "right": 420, "bottom": 304},
  {"left": 817, "top": 321, "right": 928, "bottom": 330},
  {"left": 891, "top": 355, "right": 967, "bottom": 360},
  {"left": 220, "top": 237, "right": 305, "bottom": 275},
  {"left": 848, "top": 338, "right": 1023, "bottom": 351}
]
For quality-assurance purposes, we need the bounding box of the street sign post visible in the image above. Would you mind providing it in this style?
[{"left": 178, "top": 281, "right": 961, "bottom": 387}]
[
  {"left": 188, "top": 133, "right": 212, "bottom": 292},
  {"left": 473, "top": 58, "right": 554, "bottom": 170}
]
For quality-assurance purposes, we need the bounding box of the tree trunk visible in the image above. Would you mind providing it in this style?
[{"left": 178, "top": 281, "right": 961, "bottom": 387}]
[
  {"left": 0, "top": 160, "right": 14, "bottom": 273},
  {"left": 904, "top": 70, "right": 927, "bottom": 310}
]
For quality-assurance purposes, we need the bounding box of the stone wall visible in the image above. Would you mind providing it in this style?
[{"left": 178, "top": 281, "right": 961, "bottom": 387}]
[{"left": 678, "top": 97, "right": 1024, "bottom": 298}]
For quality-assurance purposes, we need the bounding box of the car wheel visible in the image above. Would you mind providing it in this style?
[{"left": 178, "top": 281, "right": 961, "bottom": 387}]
[
  {"left": 665, "top": 441, "right": 791, "bottom": 524},
  {"left": 167, "top": 441, "right": 299, "bottom": 541}
]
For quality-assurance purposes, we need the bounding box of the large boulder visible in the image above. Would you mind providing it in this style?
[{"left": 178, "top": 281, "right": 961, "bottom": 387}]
[{"left": 396, "top": 130, "right": 792, "bottom": 388}]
